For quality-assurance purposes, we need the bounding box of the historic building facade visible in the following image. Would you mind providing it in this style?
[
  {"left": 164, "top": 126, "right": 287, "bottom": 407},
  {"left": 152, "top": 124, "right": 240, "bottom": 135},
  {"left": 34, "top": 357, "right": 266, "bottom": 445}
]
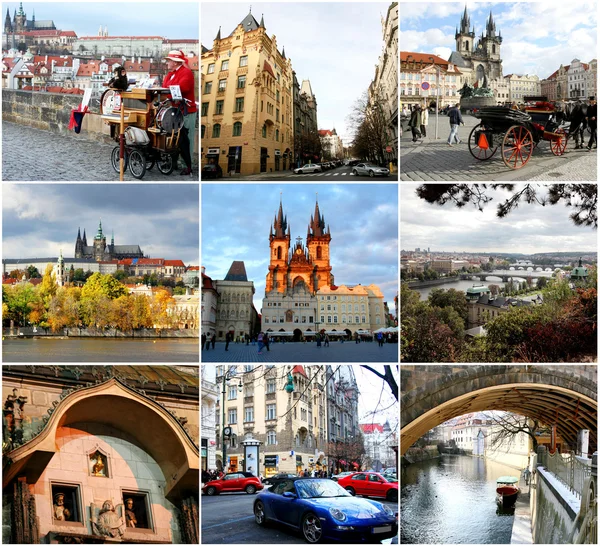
[
  {"left": 360, "top": 422, "right": 397, "bottom": 471},
  {"left": 504, "top": 73, "right": 541, "bottom": 102},
  {"left": 293, "top": 76, "right": 319, "bottom": 166},
  {"left": 212, "top": 261, "right": 259, "bottom": 341},
  {"left": 75, "top": 221, "right": 144, "bottom": 262},
  {"left": 201, "top": 366, "right": 218, "bottom": 473},
  {"left": 200, "top": 11, "right": 294, "bottom": 174},
  {"left": 318, "top": 128, "right": 343, "bottom": 160},
  {"left": 2, "top": 365, "right": 199, "bottom": 544},
  {"left": 201, "top": 267, "right": 219, "bottom": 338},
  {"left": 449, "top": 7, "right": 503, "bottom": 86},
  {"left": 215, "top": 365, "right": 328, "bottom": 477},
  {"left": 541, "top": 59, "right": 597, "bottom": 101}
]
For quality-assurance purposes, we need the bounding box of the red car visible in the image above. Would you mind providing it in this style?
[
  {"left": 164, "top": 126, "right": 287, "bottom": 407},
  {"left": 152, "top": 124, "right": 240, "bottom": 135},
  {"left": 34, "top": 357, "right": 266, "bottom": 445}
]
[
  {"left": 336, "top": 472, "right": 398, "bottom": 502},
  {"left": 202, "top": 472, "right": 263, "bottom": 496}
]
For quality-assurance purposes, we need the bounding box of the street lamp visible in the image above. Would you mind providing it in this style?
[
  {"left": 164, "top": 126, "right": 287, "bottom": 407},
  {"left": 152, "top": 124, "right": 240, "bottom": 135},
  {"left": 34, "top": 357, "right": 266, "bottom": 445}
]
[
  {"left": 221, "top": 367, "right": 243, "bottom": 474},
  {"left": 428, "top": 56, "right": 441, "bottom": 139}
]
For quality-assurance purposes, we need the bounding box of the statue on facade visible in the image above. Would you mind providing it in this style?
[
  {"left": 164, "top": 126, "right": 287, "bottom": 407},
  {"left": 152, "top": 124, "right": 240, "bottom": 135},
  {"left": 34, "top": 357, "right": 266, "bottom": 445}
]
[
  {"left": 91, "top": 500, "right": 125, "bottom": 538},
  {"left": 91, "top": 453, "right": 105, "bottom": 476},
  {"left": 53, "top": 493, "right": 71, "bottom": 521},
  {"left": 124, "top": 498, "right": 137, "bottom": 528}
]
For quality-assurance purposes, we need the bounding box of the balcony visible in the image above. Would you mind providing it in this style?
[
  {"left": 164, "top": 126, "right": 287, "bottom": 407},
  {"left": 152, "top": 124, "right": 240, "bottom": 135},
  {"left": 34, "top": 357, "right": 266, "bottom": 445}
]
[
  {"left": 244, "top": 395, "right": 254, "bottom": 403},
  {"left": 266, "top": 392, "right": 276, "bottom": 401},
  {"left": 216, "top": 89, "right": 226, "bottom": 97},
  {"left": 236, "top": 67, "right": 249, "bottom": 76}
]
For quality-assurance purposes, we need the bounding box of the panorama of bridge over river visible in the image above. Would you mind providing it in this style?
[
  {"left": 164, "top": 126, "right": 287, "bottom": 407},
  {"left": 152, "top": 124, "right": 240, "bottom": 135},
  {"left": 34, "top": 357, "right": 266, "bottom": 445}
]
[{"left": 401, "top": 365, "right": 598, "bottom": 545}]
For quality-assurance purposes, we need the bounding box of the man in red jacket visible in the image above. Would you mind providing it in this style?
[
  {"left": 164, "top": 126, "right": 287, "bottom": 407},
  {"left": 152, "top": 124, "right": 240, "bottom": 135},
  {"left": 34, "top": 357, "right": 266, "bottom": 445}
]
[{"left": 164, "top": 50, "right": 197, "bottom": 176}]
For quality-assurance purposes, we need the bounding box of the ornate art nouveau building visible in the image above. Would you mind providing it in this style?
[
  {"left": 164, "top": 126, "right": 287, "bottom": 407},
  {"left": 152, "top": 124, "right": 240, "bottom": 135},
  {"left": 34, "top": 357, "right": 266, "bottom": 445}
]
[{"left": 2, "top": 365, "right": 199, "bottom": 544}]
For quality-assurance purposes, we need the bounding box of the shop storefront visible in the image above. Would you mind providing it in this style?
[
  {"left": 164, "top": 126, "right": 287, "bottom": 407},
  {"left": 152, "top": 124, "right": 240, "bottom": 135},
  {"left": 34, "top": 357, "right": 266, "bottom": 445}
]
[{"left": 264, "top": 455, "right": 278, "bottom": 478}]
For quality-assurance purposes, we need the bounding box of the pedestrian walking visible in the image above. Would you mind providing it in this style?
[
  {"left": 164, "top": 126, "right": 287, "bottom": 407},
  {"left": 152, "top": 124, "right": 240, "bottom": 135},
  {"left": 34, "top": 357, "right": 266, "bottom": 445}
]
[
  {"left": 265, "top": 334, "right": 270, "bottom": 351},
  {"left": 586, "top": 96, "right": 597, "bottom": 151},
  {"left": 205, "top": 333, "right": 211, "bottom": 350},
  {"left": 523, "top": 467, "right": 531, "bottom": 485},
  {"left": 201, "top": 333, "right": 206, "bottom": 350},
  {"left": 377, "top": 331, "right": 384, "bottom": 347},
  {"left": 447, "top": 103, "right": 464, "bottom": 146},
  {"left": 225, "top": 332, "right": 231, "bottom": 351},
  {"left": 409, "top": 104, "right": 423, "bottom": 142},
  {"left": 324, "top": 334, "right": 330, "bottom": 347},
  {"left": 316, "top": 333, "right": 322, "bottom": 348},
  {"left": 251, "top": 335, "right": 256, "bottom": 346},
  {"left": 569, "top": 101, "right": 587, "bottom": 149},
  {"left": 257, "top": 331, "right": 264, "bottom": 354},
  {"left": 420, "top": 104, "right": 429, "bottom": 138},
  {"left": 211, "top": 333, "right": 216, "bottom": 349}
]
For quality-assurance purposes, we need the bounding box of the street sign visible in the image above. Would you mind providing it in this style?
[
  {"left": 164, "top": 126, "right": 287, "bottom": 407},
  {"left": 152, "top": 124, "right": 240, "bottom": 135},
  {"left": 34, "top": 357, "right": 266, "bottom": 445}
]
[{"left": 421, "top": 82, "right": 430, "bottom": 90}]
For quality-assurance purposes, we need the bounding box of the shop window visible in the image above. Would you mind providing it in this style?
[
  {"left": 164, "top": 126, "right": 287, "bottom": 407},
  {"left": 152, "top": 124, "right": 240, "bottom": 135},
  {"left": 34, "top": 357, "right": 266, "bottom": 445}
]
[
  {"left": 122, "top": 491, "right": 152, "bottom": 530},
  {"left": 51, "top": 483, "right": 82, "bottom": 523}
]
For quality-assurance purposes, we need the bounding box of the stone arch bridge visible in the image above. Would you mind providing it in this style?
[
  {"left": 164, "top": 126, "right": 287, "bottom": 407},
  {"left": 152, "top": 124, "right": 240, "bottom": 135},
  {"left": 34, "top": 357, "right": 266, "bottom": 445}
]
[
  {"left": 401, "top": 365, "right": 597, "bottom": 455},
  {"left": 460, "top": 273, "right": 549, "bottom": 282}
]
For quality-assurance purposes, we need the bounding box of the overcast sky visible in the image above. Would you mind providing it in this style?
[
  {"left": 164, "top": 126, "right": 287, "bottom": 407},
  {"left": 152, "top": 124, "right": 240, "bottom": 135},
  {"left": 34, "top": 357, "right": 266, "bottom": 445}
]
[
  {"left": 401, "top": 184, "right": 598, "bottom": 254},
  {"left": 2, "top": 184, "right": 199, "bottom": 265},
  {"left": 401, "top": 1, "right": 597, "bottom": 79},
  {"left": 201, "top": 2, "right": 391, "bottom": 145},
  {"left": 355, "top": 365, "right": 398, "bottom": 435},
  {"left": 201, "top": 183, "right": 398, "bottom": 315},
  {"left": 4, "top": 1, "right": 198, "bottom": 40}
]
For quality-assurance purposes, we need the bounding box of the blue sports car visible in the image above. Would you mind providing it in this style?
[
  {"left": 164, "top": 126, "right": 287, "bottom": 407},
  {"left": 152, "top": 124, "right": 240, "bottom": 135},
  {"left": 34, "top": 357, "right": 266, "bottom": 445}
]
[{"left": 253, "top": 478, "right": 398, "bottom": 543}]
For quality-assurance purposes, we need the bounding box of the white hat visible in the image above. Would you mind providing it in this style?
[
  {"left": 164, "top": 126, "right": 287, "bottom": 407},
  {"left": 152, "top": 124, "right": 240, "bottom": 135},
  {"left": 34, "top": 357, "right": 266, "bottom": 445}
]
[{"left": 165, "top": 50, "right": 186, "bottom": 63}]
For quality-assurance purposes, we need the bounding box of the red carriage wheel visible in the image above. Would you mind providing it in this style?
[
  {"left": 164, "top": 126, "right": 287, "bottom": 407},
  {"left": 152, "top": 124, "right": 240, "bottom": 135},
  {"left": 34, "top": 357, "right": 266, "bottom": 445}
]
[
  {"left": 550, "top": 128, "right": 568, "bottom": 156},
  {"left": 502, "top": 125, "right": 534, "bottom": 169},
  {"left": 468, "top": 123, "right": 498, "bottom": 161}
]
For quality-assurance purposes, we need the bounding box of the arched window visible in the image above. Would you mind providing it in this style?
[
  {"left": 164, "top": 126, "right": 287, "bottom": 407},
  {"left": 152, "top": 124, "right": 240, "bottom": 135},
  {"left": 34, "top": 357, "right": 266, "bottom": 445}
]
[
  {"left": 316, "top": 246, "right": 322, "bottom": 259},
  {"left": 201, "top": 125, "right": 206, "bottom": 139},
  {"left": 232, "top": 122, "right": 242, "bottom": 136},
  {"left": 492, "top": 44, "right": 496, "bottom": 54},
  {"left": 212, "top": 123, "right": 221, "bottom": 138},
  {"left": 277, "top": 246, "right": 282, "bottom": 260},
  {"left": 239, "top": 310, "right": 245, "bottom": 319}
]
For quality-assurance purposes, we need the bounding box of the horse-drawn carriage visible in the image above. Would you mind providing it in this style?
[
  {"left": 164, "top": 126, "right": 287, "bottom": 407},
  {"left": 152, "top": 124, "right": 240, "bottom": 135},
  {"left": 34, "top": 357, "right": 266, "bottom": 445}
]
[
  {"left": 468, "top": 104, "right": 570, "bottom": 169},
  {"left": 100, "top": 87, "right": 186, "bottom": 179}
]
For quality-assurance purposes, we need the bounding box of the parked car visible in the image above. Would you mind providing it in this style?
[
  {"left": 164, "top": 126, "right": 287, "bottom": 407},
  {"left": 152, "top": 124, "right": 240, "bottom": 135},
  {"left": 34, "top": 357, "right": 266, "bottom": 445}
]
[
  {"left": 262, "top": 473, "right": 298, "bottom": 486},
  {"left": 330, "top": 471, "right": 354, "bottom": 482},
  {"left": 202, "top": 472, "right": 264, "bottom": 496},
  {"left": 337, "top": 472, "right": 398, "bottom": 502},
  {"left": 348, "top": 159, "right": 360, "bottom": 166},
  {"left": 382, "top": 468, "right": 397, "bottom": 481},
  {"left": 294, "top": 164, "right": 322, "bottom": 174},
  {"left": 352, "top": 163, "right": 390, "bottom": 177},
  {"left": 253, "top": 478, "right": 397, "bottom": 543},
  {"left": 202, "top": 163, "right": 223, "bottom": 179}
]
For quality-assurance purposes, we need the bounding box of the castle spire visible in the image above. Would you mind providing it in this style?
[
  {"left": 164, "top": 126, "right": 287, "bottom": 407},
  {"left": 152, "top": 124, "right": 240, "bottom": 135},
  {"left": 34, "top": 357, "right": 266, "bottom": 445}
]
[
  {"left": 82, "top": 228, "right": 87, "bottom": 246},
  {"left": 259, "top": 13, "right": 264, "bottom": 28},
  {"left": 215, "top": 26, "right": 221, "bottom": 41},
  {"left": 111, "top": 229, "right": 114, "bottom": 246},
  {"left": 95, "top": 218, "right": 103, "bottom": 240},
  {"left": 77, "top": 227, "right": 81, "bottom": 241}
]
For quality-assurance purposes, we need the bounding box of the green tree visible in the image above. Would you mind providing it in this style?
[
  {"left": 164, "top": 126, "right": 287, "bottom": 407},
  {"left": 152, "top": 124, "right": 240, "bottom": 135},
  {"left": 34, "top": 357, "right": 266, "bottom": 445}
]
[
  {"left": 81, "top": 272, "right": 128, "bottom": 300},
  {"left": 113, "top": 270, "right": 129, "bottom": 281},
  {"left": 173, "top": 286, "right": 187, "bottom": 295},
  {"left": 2, "top": 284, "right": 40, "bottom": 326},
  {"left": 26, "top": 265, "right": 41, "bottom": 279},
  {"left": 38, "top": 264, "right": 57, "bottom": 306},
  {"left": 73, "top": 268, "right": 86, "bottom": 282},
  {"left": 428, "top": 288, "right": 468, "bottom": 324},
  {"left": 132, "top": 294, "right": 152, "bottom": 328}
]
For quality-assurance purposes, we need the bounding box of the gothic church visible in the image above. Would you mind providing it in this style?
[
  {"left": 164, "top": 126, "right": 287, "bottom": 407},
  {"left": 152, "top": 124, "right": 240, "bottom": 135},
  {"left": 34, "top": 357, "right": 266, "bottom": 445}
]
[{"left": 75, "top": 220, "right": 144, "bottom": 262}]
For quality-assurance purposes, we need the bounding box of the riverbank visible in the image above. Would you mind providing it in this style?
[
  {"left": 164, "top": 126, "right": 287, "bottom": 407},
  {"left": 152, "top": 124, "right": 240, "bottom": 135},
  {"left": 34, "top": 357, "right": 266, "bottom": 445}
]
[
  {"left": 406, "top": 277, "right": 462, "bottom": 289},
  {"left": 3, "top": 327, "right": 199, "bottom": 339},
  {"left": 402, "top": 446, "right": 440, "bottom": 465}
]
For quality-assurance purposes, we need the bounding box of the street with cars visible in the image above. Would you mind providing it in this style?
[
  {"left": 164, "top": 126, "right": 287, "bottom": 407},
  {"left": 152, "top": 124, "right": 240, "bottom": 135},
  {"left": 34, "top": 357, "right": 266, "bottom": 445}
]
[{"left": 201, "top": 472, "right": 398, "bottom": 544}]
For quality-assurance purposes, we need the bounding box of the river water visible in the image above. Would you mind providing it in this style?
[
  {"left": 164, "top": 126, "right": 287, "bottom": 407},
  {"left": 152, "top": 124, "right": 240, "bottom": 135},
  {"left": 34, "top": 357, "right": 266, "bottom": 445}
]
[
  {"left": 2, "top": 338, "right": 199, "bottom": 362},
  {"left": 401, "top": 455, "right": 518, "bottom": 544}
]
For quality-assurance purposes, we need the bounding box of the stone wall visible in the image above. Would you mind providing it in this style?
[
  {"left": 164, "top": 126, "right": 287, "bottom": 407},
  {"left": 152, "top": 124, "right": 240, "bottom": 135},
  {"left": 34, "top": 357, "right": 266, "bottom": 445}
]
[
  {"left": 2, "top": 89, "right": 199, "bottom": 164},
  {"left": 3, "top": 326, "right": 199, "bottom": 338},
  {"left": 402, "top": 446, "right": 440, "bottom": 464}
]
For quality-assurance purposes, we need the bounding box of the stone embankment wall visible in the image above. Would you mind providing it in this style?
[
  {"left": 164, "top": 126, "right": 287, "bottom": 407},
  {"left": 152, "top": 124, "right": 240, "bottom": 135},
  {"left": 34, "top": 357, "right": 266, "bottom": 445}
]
[
  {"left": 3, "top": 326, "right": 199, "bottom": 338},
  {"left": 406, "top": 278, "right": 460, "bottom": 289},
  {"left": 402, "top": 446, "right": 440, "bottom": 465},
  {"left": 2, "top": 89, "right": 199, "bottom": 163}
]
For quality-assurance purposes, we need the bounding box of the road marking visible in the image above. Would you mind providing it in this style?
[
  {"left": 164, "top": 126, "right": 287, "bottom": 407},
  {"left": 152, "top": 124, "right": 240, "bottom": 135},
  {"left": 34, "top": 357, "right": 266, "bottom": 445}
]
[{"left": 202, "top": 515, "right": 255, "bottom": 530}]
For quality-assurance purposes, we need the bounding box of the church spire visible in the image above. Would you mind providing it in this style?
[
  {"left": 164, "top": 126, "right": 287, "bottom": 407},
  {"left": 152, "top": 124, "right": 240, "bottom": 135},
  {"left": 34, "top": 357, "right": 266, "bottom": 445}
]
[
  {"left": 215, "top": 26, "right": 221, "bottom": 41},
  {"left": 77, "top": 227, "right": 81, "bottom": 241},
  {"left": 111, "top": 229, "right": 114, "bottom": 246},
  {"left": 82, "top": 228, "right": 87, "bottom": 246},
  {"left": 259, "top": 13, "right": 264, "bottom": 28},
  {"left": 95, "top": 219, "right": 103, "bottom": 240},
  {"left": 273, "top": 195, "right": 288, "bottom": 238}
]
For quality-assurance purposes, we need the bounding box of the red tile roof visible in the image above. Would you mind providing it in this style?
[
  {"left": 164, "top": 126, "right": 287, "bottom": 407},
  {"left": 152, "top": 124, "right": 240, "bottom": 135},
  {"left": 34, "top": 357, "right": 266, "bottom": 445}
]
[
  {"left": 401, "top": 51, "right": 462, "bottom": 74},
  {"left": 164, "top": 260, "right": 185, "bottom": 267},
  {"left": 318, "top": 130, "right": 333, "bottom": 137},
  {"left": 187, "top": 266, "right": 200, "bottom": 271},
  {"left": 360, "top": 423, "right": 384, "bottom": 434},
  {"left": 292, "top": 365, "right": 308, "bottom": 378},
  {"left": 263, "top": 60, "right": 275, "bottom": 78},
  {"left": 136, "top": 258, "right": 164, "bottom": 266},
  {"left": 77, "top": 35, "right": 164, "bottom": 40}
]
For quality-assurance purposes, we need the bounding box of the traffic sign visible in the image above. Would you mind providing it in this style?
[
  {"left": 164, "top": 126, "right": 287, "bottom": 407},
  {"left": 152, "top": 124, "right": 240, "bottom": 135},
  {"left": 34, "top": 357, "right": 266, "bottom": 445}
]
[{"left": 421, "top": 82, "right": 430, "bottom": 90}]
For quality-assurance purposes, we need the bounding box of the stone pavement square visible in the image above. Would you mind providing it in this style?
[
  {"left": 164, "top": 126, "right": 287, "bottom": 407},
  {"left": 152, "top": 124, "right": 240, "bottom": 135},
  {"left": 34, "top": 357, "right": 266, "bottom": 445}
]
[
  {"left": 400, "top": 113, "right": 597, "bottom": 181},
  {"left": 2, "top": 121, "right": 199, "bottom": 182},
  {"left": 201, "top": 341, "right": 398, "bottom": 363}
]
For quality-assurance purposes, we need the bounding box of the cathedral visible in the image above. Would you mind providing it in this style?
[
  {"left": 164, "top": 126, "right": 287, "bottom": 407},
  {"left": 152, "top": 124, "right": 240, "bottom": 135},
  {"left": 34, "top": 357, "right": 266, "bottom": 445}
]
[
  {"left": 261, "top": 198, "right": 386, "bottom": 340},
  {"left": 4, "top": 2, "right": 56, "bottom": 34},
  {"left": 75, "top": 220, "right": 145, "bottom": 262},
  {"left": 449, "top": 6, "right": 503, "bottom": 86}
]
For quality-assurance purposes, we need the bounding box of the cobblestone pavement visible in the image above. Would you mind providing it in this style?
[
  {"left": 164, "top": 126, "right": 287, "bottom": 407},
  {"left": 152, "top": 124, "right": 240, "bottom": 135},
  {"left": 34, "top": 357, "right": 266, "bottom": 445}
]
[
  {"left": 201, "top": 341, "right": 398, "bottom": 363},
  {"left": 2, "top": 121, "right": 199, "bottom": 181},
  {"left": 400, "top": 113, "right": 597, "bottom": 181}
]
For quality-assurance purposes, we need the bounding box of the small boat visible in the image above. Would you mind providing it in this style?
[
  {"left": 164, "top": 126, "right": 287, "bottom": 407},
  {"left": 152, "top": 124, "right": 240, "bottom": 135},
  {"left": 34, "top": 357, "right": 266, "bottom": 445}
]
[{"left": 496, "top": 476, "right": 519, "bottom": 506}]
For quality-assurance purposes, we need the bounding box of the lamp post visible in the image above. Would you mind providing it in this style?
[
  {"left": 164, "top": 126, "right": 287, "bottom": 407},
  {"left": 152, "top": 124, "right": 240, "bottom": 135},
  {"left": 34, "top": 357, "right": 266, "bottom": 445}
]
[
  {"left": 221, "top": 366, "right": 243, "bottom": 473},
  {"left": 428, "top": 56, "right": 440, "bottom": 139}
]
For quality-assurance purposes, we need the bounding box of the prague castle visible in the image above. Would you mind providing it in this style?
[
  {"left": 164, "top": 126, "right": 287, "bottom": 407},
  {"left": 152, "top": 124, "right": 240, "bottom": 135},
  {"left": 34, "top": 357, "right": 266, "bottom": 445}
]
[
  {"left": 75, "top": 220, "right": 144, "bottom": 262},
  {"left": 261, "top": 198, "right": 385, "bottom": 340}
]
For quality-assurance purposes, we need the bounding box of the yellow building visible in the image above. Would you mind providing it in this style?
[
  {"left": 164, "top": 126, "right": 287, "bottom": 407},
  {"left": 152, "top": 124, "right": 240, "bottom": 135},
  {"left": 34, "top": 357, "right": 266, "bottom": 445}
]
[
  {"left": 316, "top": 284, "right": 386, "bottom": 336},
  {"left": 215, "top": 365, "right": 328, "bottom": 476},
  {"left": 200, "top": 11, "right": 294, "bottom": 175}
]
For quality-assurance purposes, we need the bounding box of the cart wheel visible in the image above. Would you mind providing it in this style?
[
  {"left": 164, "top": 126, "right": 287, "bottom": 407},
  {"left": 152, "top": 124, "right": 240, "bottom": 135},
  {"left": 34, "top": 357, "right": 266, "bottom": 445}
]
[
  {"left": 128, "top": 149, "right": 147, "bottom": 179},
  {"left": 111, "top": 146, "right": 128, "bottom": 173},
  {"left": 157, "top": 153, "right": 175, "bottom": 175},
  {"left": 550, "top": 128, "right": 568, "bottom": 156},
  {"left": 468, "top": 124, "right": 498, "bottom": 160},
  {"left": 146, "top": 158, "right": 155, "bottom": 170},
  {"left": 502, "top": 125, "right": 533, "bottom": 169}
]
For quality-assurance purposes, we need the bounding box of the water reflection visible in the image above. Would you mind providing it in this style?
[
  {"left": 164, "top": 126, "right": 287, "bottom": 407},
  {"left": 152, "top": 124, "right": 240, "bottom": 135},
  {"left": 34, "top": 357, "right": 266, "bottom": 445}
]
[{"left": 401, "top": 455, "right": 516, "bottom": 544}]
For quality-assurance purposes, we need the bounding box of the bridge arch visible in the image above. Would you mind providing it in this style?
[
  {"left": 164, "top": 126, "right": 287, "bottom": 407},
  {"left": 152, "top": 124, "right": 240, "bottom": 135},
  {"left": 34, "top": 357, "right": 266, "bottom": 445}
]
[{"left": 401, "top": 365, "right": 597, "bottom": 455}]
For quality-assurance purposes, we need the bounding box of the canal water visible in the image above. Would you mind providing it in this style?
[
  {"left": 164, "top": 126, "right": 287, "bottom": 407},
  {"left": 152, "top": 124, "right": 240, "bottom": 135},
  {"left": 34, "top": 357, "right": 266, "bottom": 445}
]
[
  {"left": 2, "top": 338, "right": 199, "bottom": 362},
  {"left": 401, "top": 455, "right": 518, "bottom": 544},
  {"left": 411, "top": 276, "right": 536, "bottom": 300}
]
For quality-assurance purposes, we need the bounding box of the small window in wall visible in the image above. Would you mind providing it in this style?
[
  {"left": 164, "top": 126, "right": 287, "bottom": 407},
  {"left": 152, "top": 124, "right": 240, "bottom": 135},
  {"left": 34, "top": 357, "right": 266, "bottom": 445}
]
[
  {"left": 52, "top": 483, "right": 82, "bottom": 523},
  {"left": 122, "top": 491, "right": 152, "bottom": 530}
]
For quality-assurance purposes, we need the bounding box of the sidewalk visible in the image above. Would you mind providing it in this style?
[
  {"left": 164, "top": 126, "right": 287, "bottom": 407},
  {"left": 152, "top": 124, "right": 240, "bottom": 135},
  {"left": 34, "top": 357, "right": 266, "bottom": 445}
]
[
  {"left": 400, "top": 114, "right": 597, "bottom": 182},
  {"left": 511, "top": 474, "right": 533, "bottom": 544}
]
